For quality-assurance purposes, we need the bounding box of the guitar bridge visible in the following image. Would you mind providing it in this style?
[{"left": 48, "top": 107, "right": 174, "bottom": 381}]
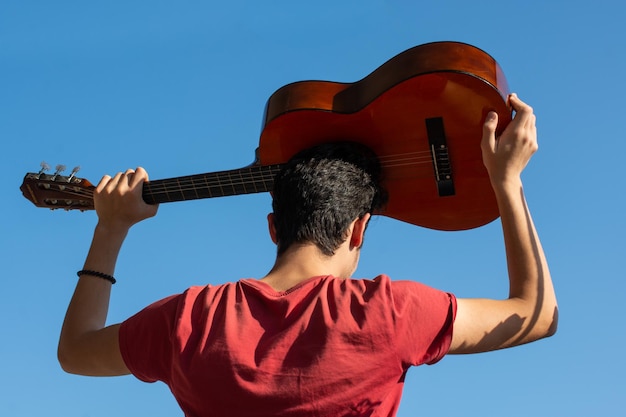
[{"left": 426, "top": 117, "right": 455, "bottom": 197}]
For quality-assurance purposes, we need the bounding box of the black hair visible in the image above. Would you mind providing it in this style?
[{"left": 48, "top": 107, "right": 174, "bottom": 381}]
[{"left": 271, "top": 141, "right": 387, "bottom": 256}]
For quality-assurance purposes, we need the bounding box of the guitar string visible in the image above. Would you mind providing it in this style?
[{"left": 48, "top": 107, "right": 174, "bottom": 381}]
[
  {"left": 144, "top": 150, "right": 437, "bottom": 193},
  {"left": 144, "top": 157, "right": 445, "bottom": 198},
  {"left": 148, "top": 164, "right": 437, "bottom": 195},
  {"left": 143, "top": 151, "right": 437, "bottom": 195},
  {"left": 45, "top": 161, "right": 448, "bottom": 203},
  {"left": 139, "top": 153, "right": 447, "bottom": 196},
  {"left": 43, "top": 152, "right": 456, "bottom": 202},
  {"left": 145, "top": 156, "right": 434, "bottom": 189}
]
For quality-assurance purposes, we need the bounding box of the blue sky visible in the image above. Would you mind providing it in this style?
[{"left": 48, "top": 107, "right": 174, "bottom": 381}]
[{"left": 2, "top": 1, "right": 624, "bottom": 416}]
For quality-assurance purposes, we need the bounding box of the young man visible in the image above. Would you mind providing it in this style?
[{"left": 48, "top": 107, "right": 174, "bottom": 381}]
[{"left": 58, "top": 94, "right": 557, "bottom": 416}]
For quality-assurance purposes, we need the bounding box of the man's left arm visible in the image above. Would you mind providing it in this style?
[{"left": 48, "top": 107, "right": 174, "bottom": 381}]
[{"left": 448, "top": 95, "right": 558, "bottom": 354}]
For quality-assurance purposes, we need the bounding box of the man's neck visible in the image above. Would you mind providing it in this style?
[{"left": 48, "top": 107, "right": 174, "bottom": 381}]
[{"left": 260, "top": 243, "right": 357, "bottom": 292}]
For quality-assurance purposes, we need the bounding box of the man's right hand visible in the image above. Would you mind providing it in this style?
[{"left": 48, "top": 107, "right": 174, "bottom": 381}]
[{"left": 94, "top": 167, "right": 158, "bottom": 233}]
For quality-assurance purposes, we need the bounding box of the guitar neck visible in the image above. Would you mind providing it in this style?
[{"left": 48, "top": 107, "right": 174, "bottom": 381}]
[{"left": 142, "top": 164, "right": 283, "bottom": 205}]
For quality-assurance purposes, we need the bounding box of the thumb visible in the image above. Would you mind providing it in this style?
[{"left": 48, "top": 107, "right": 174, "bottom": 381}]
[{"left": 481, "top": 111, "right": 498, "bottom": 154}]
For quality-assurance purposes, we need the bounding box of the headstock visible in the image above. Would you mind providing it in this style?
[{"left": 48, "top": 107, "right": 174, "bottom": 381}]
[{"left": 20, "top": 162, "right": 95, "bottom": 211}]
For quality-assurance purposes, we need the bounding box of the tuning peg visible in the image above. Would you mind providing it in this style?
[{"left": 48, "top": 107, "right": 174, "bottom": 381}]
[
  {"left": 37, "top": 161, "right": 51, "bottom": 178},
  {"left": 67, "top": 166, "right": 80, "bottom": 182},
  {"left": 51, "top": 164, "right": 66, "bottom": 181}
]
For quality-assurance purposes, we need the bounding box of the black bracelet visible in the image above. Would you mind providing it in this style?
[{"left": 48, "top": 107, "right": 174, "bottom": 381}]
[{"left": 77, "top": 269, "right": 117, "bottom": 284}]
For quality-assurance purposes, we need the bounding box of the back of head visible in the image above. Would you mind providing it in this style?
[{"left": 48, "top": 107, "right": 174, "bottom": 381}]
[{"left": 271, "top": 141, "right": 387, "bottom": 256}]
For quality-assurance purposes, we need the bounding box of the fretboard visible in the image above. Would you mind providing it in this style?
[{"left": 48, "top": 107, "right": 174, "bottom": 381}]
[{"left": 142, "top": 164, "right": 283, "bottom": 204}]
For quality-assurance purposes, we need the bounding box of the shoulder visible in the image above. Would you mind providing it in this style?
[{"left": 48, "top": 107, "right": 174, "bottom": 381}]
[
  {"left": 121, "top": 283, "right": 230, "bottom": 329},
  {"left": 349, "top": 275, "right": 453, "bottom": 299},
  {"left": 325, "top": 275, "right": 454, "bottom": 315},
  {"left": 354, "top": 276, "right": 456, "bottom": 320}
]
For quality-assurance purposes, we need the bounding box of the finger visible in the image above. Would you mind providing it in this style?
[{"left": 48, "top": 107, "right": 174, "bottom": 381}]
[
  {"left": 131, "top": 167, "right": 158, "bottom": 216},
  {"left": 509, "top": 93, "right": 534, "bottom": 118},
  {"left": 129, "top": 167, "right": 149, "bottom": 188},
  {"left": 527, "top": 112, "right": 537, "bottom": 132},
  {"left": 506, "top": 94, "right": 537, "bottom": 136},
  {"left": 510, "top": 95, "right": 537, "bottom": 132},
  {"left": 528, "top": 113, "right": 538, "bottom": 150},
  {"left": 481, "top": 111, "right": 498, "bottom": 153},
  {"left": 121, "top": 168, "right": 136, "bottom": 186},
  {"left": 96, "top": 174, "right": 112, "bottom": 192},
  {"left": 106, "top": 171, "right": 126, "bottom": 191}
]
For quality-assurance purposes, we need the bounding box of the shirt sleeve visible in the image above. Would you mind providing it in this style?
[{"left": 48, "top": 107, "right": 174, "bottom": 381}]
[
  {"left": 118, "top": 294, "right": 182, "bottom": 383},
  {"left": 390, "top": 279, "right": 457, "bottom": 366}
]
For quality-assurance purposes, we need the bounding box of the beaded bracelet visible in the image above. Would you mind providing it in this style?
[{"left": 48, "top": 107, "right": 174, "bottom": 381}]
[{"left": 77, "top": 269, "right": 117, "bottom": 284}]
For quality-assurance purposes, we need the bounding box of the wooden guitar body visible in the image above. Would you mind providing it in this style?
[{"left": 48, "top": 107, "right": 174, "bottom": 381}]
[{"left": 259, "top": 41, "right": 511, "bottom": 230}]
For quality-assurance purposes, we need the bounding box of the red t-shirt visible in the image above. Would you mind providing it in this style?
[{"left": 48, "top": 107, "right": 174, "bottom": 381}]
[{"left": 119, "top": 275, "right": 456, "bottom": 417}]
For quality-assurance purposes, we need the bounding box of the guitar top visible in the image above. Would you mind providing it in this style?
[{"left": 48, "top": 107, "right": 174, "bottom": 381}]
[{"left": 21, "top": 41, "right": 512, "bottom": 231}]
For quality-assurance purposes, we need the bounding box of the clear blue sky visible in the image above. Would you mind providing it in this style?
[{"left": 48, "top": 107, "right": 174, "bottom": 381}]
[{"left": 2, "top": 1, "right": 624, "bottom": 416}]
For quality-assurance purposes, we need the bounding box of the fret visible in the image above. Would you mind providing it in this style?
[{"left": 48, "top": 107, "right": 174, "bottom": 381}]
[
  {"left": 169, "top": 177, "right": 184, "bottom": 202},
  {"left": 186, "top": 176, "right": 200, "bottom": 200},
  {"left": 235, "top": 170, "right": 244, "bottom": 195},
  {"left": 190, "top": 175, "right": 209, "bottom": 199},
  {"left": 182, "top": 176, "right": 199, "bottom": 201},
  {"left": 228, "top": 170, "right": 241, "bottom": 195},
  {"left": 226, "top": 171, "right": 237, "bottom": 196},
  {"left": 262, "top": 166, "right": 275, "bottom": 191},
  {"left": 202, "top": 173, "right": 217, "bottom": 199},
  {"left": 239, "top": 169, "right": 259, "bottom": 193}
]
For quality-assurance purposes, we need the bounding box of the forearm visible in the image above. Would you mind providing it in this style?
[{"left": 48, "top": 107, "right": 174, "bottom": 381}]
[
  {"left": 58, "top": 223, "right": 129, "bottom": 373},
  {"left": 68, "top": 223, "right": 127, "bottom": 328},
  {"left": 494, "top": 178, "right": 558, "bottom": 342}
]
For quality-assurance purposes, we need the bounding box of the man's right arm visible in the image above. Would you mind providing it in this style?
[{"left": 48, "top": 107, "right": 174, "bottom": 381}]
[{"left": 58, "top": 167, "right": 158, "bottom": 375}]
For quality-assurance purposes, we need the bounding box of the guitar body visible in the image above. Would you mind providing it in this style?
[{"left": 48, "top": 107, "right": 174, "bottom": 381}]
[
  {"left": 21, "top": 42, "right": 511, "bottom": 231},
  {"left": 259, "top": 41, "right": 511, "bottom": 231}
]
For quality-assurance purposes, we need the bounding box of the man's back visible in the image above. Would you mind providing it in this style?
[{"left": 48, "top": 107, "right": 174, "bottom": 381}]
[{"left": 120, "top": 275, "right": 455, "bottom": 416}]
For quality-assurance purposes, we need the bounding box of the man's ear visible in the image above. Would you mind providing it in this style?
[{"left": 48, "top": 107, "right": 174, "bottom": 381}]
[
  {"left": 267, "top": 213, "right": 278, "bottom": 244},
  {"left": 349, "top": 213, "right": 371, "bottom": 249}
]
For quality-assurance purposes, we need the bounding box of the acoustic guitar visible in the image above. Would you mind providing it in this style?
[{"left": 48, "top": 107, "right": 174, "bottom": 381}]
[{"left": 20, "top": 41, "right": 511, "bottom": 231}]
